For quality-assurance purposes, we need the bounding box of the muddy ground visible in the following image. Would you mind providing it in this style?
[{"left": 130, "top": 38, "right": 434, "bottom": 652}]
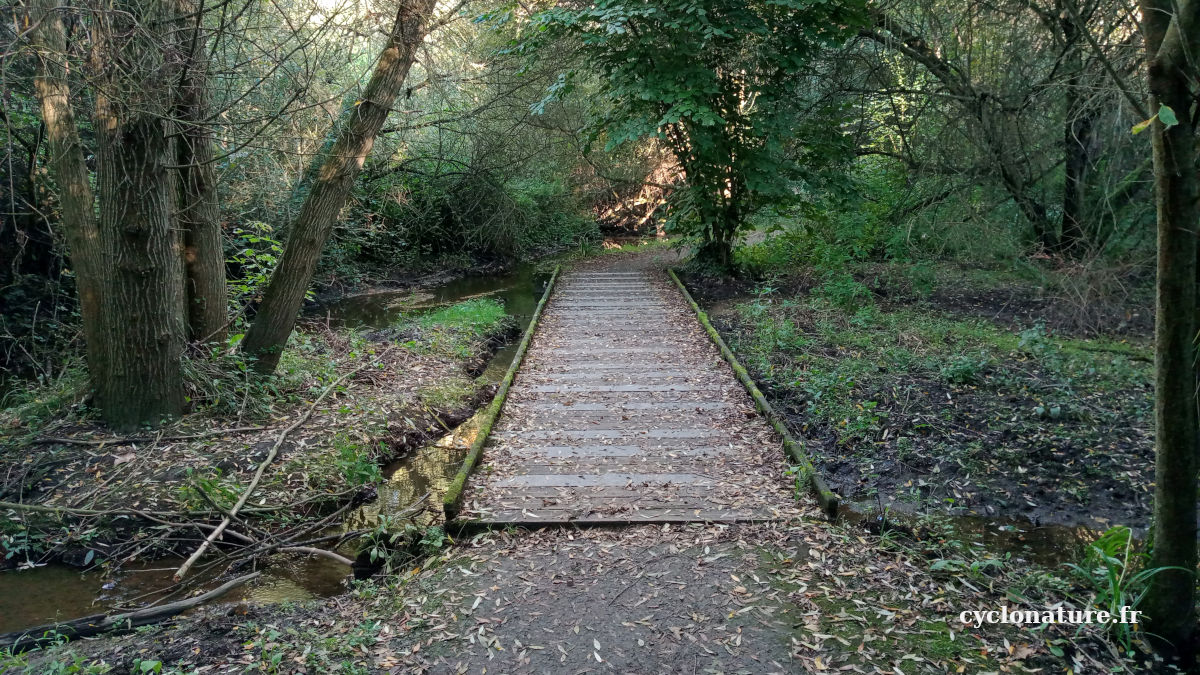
[{"left": 684, "top": 264, "right": 1156, "bottom": 533}]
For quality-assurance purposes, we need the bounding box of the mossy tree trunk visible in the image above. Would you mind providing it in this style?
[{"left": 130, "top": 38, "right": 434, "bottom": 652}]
[
  {"left": 241, "top": 0, "right": 438, "bottom": 373},
  {"left": 92, "top": 0, "right": 187, "bottom": 429},
  {"left": 1140, "top": 0, "right": 1200, "bottom": 654}
]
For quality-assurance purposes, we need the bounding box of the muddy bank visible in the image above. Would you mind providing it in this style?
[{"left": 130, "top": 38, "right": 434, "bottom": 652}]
[{"left": 0, "top": 284, "right": 542, "bottom": 640}]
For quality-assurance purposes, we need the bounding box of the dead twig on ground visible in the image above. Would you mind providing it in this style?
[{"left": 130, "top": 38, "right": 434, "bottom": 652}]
[{"left": 174, "top": 348, "right": 393, "bottom": 581}]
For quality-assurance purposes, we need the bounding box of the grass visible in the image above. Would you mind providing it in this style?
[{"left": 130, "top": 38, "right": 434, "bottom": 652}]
[
  {"left": 405, "top": 298, "right": 513, "bottom": 358},
  {"left": 0, "top": 366, "right": 89, "bottom": 439}
]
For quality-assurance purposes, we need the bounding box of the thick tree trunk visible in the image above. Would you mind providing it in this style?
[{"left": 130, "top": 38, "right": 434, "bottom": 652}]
[
  {"left": 1140, "top": 0, "right": 1200, "bottom": 654},
  {"left": 26, "top": 0, "right": 108, "bottom": 389},
  {"left": 175, "top": 0, "right": 227, "bottom": 344},
  {"left": 241, "top": 0, "right": 438, "bottom": 373},
  {"left": 92, "top": 0, "right": 187, "bottom": 429}
]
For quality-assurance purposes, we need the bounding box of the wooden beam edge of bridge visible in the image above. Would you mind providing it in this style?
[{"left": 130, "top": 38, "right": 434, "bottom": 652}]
[
  {"left": 441, "top": 265, "right": 561, "bottom": 520},
  {"left": 665, "top": 269, "right": 841, "bottom": 519}
]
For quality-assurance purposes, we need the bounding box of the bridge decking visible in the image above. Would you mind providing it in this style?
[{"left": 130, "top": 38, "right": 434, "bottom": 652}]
[{"left": 456, "top": 265, "right": 802, "bottom": 525}]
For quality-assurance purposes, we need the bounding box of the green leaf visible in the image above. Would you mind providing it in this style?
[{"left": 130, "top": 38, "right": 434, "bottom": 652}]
[{"left": 1158, "top": 103, "right": 1179, "bottom": 128}]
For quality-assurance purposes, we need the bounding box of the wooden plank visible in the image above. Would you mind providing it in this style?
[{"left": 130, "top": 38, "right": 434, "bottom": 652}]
[
  {"left": 501, "top": 444, "right": 728, "bottom": 458},
  {"left": 454, "top": 266, "right": 792, "bottom": 527},
  {"left": 491, "top": 428, "right": 721, "bottom": 441},
  {"left": 492, "top": 472, "right": 713, "bottom": 488}
]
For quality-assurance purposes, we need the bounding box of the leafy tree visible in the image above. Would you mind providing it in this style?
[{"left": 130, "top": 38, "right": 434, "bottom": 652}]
[{"left": 524, "top": 0, "right": 865, "bottom": 267}]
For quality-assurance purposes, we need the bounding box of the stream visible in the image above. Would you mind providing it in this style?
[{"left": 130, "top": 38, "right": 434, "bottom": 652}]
[{"left": 0, "top": 261, "right": 553, "bottom": 636}]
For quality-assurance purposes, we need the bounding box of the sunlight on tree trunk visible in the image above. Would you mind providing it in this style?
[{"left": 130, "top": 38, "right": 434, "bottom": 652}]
[
  {"left": 241, "top": 0, "right": 438, "bottom": 373},
  {"left": 26, "top": 0, "right": 108, "bottom": 391}
]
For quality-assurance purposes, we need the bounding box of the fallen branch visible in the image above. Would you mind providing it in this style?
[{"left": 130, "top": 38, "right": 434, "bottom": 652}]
[
  {"left": 279, "top": 546, "right": 354, "bottom": 566},
  {"left": 0, "top": 501, "right": 198, "bottom": 519},
  {"left": 0, "top": 499, "right": 331, "bottom": 520},
  {"left": 174, "top": 348, "right": 392, "bottom": 580},
  {"left": 0, "top": 571, "right": 261, "bottom": 652}
]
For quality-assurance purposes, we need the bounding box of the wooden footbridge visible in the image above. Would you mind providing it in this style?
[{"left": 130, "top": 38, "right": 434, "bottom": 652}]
[{"left": 446, "top": 263, "right": 819, "bottom": 526}]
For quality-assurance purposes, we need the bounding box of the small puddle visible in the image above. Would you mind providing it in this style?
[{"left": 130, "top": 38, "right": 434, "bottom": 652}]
[
  {"left": 1, "top": 260, "right": 559, "bottom": 637},
  {"left": 839, "top": 502, "right": 1104, "bottom": 567},
  {"left": 0, "top": 553, "right": 352, "bottom": 635}
]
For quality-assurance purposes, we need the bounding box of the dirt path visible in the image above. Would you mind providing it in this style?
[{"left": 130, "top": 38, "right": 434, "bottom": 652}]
[{"left": 459, "top": 260, "right": 800, "bottom": 524}]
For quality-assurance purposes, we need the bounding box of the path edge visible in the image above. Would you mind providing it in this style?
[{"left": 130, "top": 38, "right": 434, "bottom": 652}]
[
  {"left": 442, "top": 265, "right": 561, "bottom": 520},
  {"left": 667, "top": 268, "right": 840, "bottom": 519}
]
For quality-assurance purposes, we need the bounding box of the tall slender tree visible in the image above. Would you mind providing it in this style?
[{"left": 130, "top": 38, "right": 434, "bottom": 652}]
[
  {"left": 26, "top": 0, "right": 108, "bottom": 389},
  {"left": 1138, "top": 0, "right": 1200, "bottom": 653},
  {"left": 241, "top": 0, "right": 439, "bottom": 373}
]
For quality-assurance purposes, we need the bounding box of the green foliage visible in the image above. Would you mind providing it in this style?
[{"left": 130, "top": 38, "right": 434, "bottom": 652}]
[
  {"left": 1065, "top": 526, "right": 1182, "bottom": 655},
  {"left": 418, "top": 525, "right": 447, "bottom": 555},
  {"left": 333, "top": 434, "right": 384, "bottom": 486},
  {"left": 415, "top": 298, "right": 509, "bottom": 339},
  {"left": 330, "top": 175, "right": 599, "bottom": 280},
  {"left": 227, "top": 221, "right": 286, "bottom": 315},
  {"left": 939, "top": 354, "right": 988, "bottom": 384},
  {"left": 518, "top": 0, "right": 864, "bottom": 265}
]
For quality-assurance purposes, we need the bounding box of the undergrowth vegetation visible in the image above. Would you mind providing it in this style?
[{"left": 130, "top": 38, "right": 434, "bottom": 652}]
[{"left": 709, "top": 269, "right": 1152, "bottom": 527}]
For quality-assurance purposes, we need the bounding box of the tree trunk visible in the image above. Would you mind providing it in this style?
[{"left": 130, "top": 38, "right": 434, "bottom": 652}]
[
  {"left": 92, "top": 0, "right": 187, "bottom": 429},
  {"left": 175, "top": 0, "right": 227, "bottom": 344},
  {"left": 241, "top": 0, "right": 438, "bottom": 373},
  {"left": 1140, "top": 0, "right": 1200, "bottom": 655},
  {"left": 26, "top": 0, "right": 108, "bottom": 390},
  {"left": 1059, "top": 34, "right": 1092, "bottom": 256},
  {"left": 1059, "top": 107, "right": 1092, "bottom": 254}
]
